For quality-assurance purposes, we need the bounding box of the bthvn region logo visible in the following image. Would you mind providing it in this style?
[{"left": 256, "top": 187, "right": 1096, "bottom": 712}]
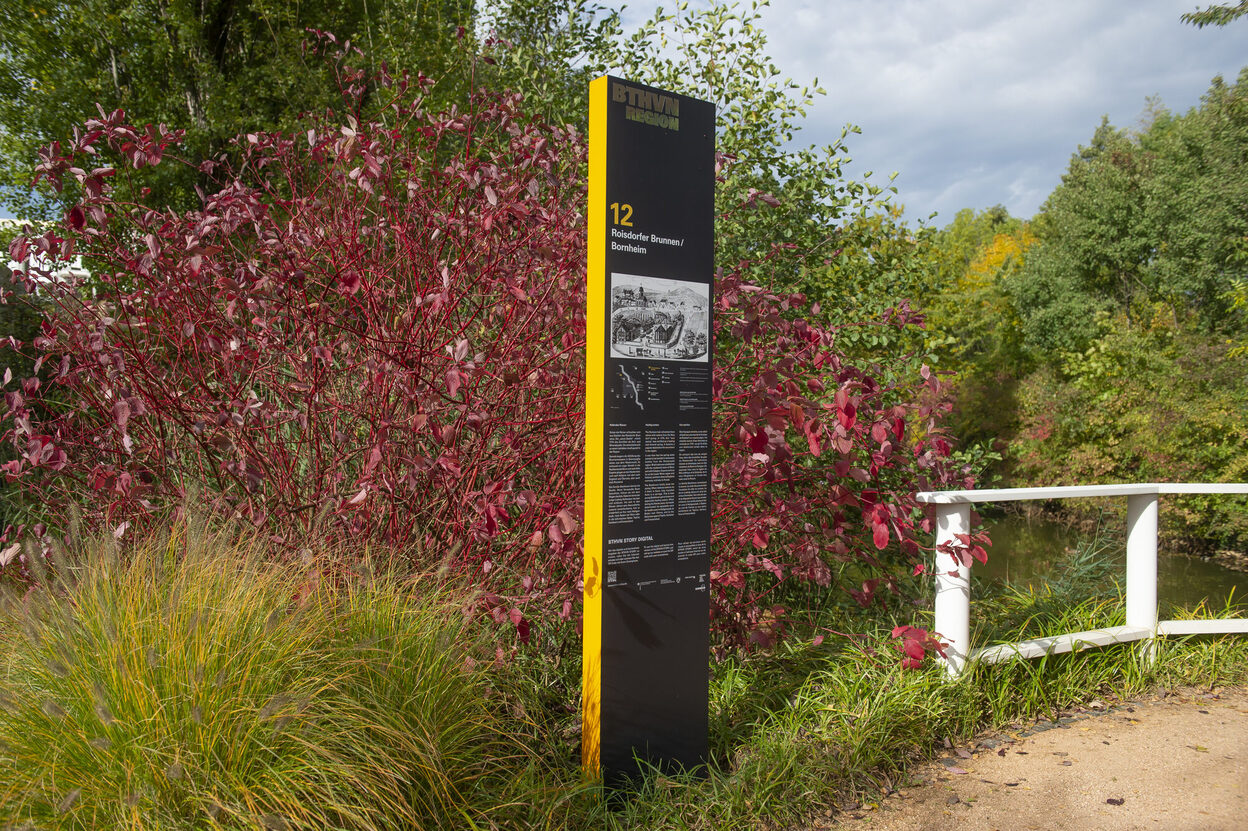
[{"left": 612, "top": 82, "right": 680, "bottom": 131}]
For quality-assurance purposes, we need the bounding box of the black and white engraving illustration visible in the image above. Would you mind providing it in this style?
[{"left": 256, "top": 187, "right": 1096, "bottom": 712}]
[{"left": 610, "top": 274, "right": 710, "bottom": 362}]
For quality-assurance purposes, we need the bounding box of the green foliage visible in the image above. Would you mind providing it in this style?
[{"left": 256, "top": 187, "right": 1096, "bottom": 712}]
[
  {"left": 5, "top": 0, "right": 930, "bottom": 355},
  {"left": 0, "top": 0, "right": 475, "bottom": 216},
  {"left": 601, "top": 644, "right": 971, "bottom": 829},
  {"left": 575, "top": 1, "right": 943, "bottom": 432},
  {"left": 1141, "top": 73, "right": 1248, "bottom": 333},
  {"left": 499, "top": 0, "right": 929, "bottom": 328},
  {"left": 0, "top": 224, "right": 51, "bottom": 530},
  {"left": 808, "top": 209, "right": 937, "bottom": 363},
  {"left": 929, "top": 206, "right": 1022, "bottom": 284},
  {"left": 1182, "top": 0, "right": 1248, "bottom": 27},
  {"left": 477, "top": 0, "right": 622, "bottom": 128},
  {"left": 619, "top": 1, "right": 913, "bottom": 279},
  {"left": 928, "top": 69, "right": 1248, "bottom": 521},
  {"left": 925, "top": 209, "right": 1035, "bottom": 450},
  {"left": 0, "top": 269, "right": 43, "bottom": 386},
  {"left": 1008, "top": 241, "right": 1115, "bottom": 357},
  {"left": 1009, "top": 319, "right": 1248, "bottom": 549},
  {"left": 1010, "top": 118, "right": 1153, "bottom": 356},
  {"left": 1012, "top": 71, "right": 1248, "bottom": 360},
  {"left": 1231, "top": 278, "right": 1248, "bottom": 356},
  {"left": 0, "top": 527, "right": 571, "bottom": 830}
]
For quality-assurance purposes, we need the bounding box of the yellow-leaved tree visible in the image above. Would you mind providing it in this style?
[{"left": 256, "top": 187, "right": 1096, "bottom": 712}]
[{"left": 925, "top": 210, "right": 1038, "bottom": 461}]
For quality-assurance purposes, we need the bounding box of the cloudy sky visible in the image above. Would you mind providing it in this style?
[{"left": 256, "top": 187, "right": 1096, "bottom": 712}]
[{"left": 617, "top": 0, "right": 1246, "bottom": 225}]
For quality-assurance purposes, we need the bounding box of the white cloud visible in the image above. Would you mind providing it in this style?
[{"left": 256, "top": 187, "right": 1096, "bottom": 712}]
[{"left": 620, "top": 0, "right": 1247, "bottom": 224}]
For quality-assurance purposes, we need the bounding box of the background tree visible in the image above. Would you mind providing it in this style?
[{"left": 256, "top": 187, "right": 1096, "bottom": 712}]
[
  {"left": 609, "top": 1, "right": 888, "bottom": 278},
  {"left": 1009, "top": 118, "right": 1152, "bottom": 358},
  {"left": 479, "top": 0, "right": 921, "bottom": 311},
  {"left": 922, "top": 68, "right": 1248, "bottom": 548},
  {"left": 924, "top": 210, "right": 1035, "bottom": 453},
  {"left": 1141, "top": 71, "right": 1248, "bottom": 332},
  {"left": 475, "top": 0, "right": 623, "bottom": 129},
  {"left": 0, "top": 0, "right": 474, "bottom": 216},
  {"left": 1010, "top": 71, "right": 1248, "bottom": 365}
]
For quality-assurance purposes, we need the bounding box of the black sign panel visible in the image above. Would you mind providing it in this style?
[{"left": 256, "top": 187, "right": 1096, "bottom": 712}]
[{"left": 583, "top": 76, "right": 715, "bottom": 783}]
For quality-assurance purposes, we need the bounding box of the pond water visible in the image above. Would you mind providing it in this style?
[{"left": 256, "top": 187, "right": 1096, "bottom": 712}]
[{"left": 975, "top": 514, "right": 1247, "bottom": 614}]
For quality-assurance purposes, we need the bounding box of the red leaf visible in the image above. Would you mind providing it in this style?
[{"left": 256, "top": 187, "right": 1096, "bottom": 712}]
[
  {"left": 806, "top": 429, "right": 821, "bottom": 455},
  {"left": 749, "top": 429, "right": 769, "bottom": 453},
  {"left": 509, "top": 607, "right": 530, "bottom": 644},
  {"left": 872, "top": 521, "right": 889, "bottom": 550},
  {"left": 337, "top": 270, "right": 362, "bottom": 294},
  {"left": 837, "top": 401, "right": 856, "bottom": 430},
  {"left": 556, "top": 508, "right": 578, "bottom": 533},
  {"left": 112, "top": 399, "right": 131, "bottom": 430}
]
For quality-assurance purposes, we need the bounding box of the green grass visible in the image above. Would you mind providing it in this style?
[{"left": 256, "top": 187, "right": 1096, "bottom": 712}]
[
  {"left": 1, "top": 526, "right": 1245, "bottom": 830},
  {"left": 575, "top": 623, "right": 1247, "bottom": 830},
  {"left": 559, "top": 541, "right": 1248, "bottom": 830}
]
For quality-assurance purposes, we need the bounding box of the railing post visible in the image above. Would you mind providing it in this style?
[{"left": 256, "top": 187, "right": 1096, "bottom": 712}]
[
  {"left": 933, "top": 502, "right": 972, "bottom": 678},
  {"left": 1126, "top": 493, "right": 1159, "bottom": 659}
]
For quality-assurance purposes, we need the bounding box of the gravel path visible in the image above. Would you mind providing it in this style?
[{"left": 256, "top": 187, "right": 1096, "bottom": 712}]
[{"left": 819, "top": 686, "right": 1248, "bottom": 831}]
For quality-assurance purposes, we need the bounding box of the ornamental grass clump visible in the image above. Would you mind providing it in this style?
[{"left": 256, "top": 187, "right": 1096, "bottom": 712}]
[{"left": 0, "top": 525, "right": 554, "bottom": 830}]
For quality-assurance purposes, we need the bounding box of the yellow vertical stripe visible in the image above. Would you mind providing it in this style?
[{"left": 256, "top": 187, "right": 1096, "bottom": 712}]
[{"left": 582, "top": 75, "right": 608, "bottom": 776}]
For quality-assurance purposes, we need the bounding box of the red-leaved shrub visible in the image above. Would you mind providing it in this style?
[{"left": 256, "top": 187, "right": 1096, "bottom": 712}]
[{"left": 3, "top": 46, "right": 966, "bottom": 651}]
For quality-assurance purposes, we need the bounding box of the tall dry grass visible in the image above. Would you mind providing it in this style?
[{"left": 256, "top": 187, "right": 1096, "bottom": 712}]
[{"left": 0, "top": 526, "right": 565, "bottom": 829}]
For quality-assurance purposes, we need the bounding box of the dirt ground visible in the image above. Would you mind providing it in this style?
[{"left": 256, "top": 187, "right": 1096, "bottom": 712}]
[{"left": 816, "top": 685, "right": 1248, "bottom": 831}]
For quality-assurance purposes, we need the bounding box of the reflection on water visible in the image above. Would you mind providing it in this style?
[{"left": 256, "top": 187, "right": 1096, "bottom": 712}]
[{"left": 976, "top": 515, "right": 1246, "bottom": 614}]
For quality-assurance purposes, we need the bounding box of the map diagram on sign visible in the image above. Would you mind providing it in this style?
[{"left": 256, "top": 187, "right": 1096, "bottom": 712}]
[
  {"left": 615, "top": 366, "right": 645, "bottom": 411},
  {"left": 609, "top": 274, "right": 710, "bottom": 362}
]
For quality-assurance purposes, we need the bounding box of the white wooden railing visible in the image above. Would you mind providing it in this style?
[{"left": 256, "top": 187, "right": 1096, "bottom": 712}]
[{"left": 915, "top": 483, "right": 1248, "bottom": 677}]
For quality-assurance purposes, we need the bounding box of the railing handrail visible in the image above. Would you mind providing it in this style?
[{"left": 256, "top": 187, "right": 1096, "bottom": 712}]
[
  {"left": 918, "top": 482, "right": 1248, "bottom": 503},
  {"left": 924, "top": 482, "right": 1248, "bottom": 677}
]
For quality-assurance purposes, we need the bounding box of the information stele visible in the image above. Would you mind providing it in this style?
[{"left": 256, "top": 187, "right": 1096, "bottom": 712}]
[{"left": 582, "top": 75, "right": 715, "bottom": 784}]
